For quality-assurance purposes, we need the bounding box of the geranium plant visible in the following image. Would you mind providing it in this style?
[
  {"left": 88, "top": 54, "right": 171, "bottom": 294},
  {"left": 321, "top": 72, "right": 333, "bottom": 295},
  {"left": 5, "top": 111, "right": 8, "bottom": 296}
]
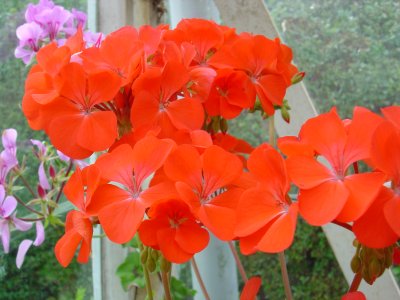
[{"left": 3, "top": 1, "right": 399, "bottom": 299}]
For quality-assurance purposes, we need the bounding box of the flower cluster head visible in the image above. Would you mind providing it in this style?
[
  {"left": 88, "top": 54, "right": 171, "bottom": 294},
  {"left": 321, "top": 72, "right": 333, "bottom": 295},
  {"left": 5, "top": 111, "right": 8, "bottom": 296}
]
[
  {"left": 20, "top": 16, "right": 399, "bottom": 299},
  {"left": 15, "top": 0, "right": 101, "bottom": 64}
]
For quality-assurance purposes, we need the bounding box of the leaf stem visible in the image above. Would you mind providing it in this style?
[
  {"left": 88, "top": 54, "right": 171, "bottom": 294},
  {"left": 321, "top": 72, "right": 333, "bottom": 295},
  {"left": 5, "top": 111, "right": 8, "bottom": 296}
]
[
  {"left": 268, "top": 114, "right": 276, "bottom": 147},
  {"left": 14, "top": 194, "right": 43, "bottom": 216},
  {"left": 278, "top": 251, "right": 293, "bottom": 300},
  {"left": 191, "top": 257, "right": 211, "bottom": 300},
  {"left": 228, "top": 241, "right": 248, "bottom": 282},
  {"left": 55, "top": 161, "right": 73, "bottom": 205},
  {"left": 14, "top": 169, "right": 36, "bottom": 198}
]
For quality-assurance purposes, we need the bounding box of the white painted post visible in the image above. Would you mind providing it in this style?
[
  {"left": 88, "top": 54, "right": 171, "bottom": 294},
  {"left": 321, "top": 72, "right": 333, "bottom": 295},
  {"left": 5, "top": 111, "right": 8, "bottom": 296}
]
[{"left": 213, "top": 0, "right": 400, "bottom": 298}]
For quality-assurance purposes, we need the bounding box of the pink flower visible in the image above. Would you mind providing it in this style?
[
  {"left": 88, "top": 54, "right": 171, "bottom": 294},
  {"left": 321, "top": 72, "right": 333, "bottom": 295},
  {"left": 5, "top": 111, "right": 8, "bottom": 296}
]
[
  {"left": 0, "top": 185, "right": 32, "bottom": 253},
  {"left": 16, "top": 221, "right": 45, "bottom": 269}
]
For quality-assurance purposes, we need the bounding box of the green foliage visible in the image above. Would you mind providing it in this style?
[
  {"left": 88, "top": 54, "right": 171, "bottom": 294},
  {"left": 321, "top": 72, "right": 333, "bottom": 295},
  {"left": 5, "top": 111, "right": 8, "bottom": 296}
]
[
  {"left": 265, "top": 0, "right": 400, "bottom": 118},
  {"left": 170, "top": 276, "right": 196, "bottom": 300},
  {"left": 116, "top": 251, "right": 145, "bottom": 291}
]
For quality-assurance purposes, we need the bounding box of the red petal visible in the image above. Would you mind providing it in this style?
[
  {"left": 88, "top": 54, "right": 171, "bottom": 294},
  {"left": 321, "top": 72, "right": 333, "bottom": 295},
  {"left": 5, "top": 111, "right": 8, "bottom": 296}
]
[
  {"left": 55, "top": 230, "right": 81, "bottom": 267},
  {"left": 336, "top": 172, "right": 386, "bottom": 222},
  {"left": 371, "top": 122, "right": 400, "bottom": 183},
  {"left": 343, "top": 107, "right": 383, "bottom": 168},
  {"left": 64, "top": 167, "right": 85, "bottom": 211},
  {"left": 384, "top": 194, "right": 400, "bottom": 236},
  {"left": 247, "top": 144, "right": 288, "bottom": 192},
  {"left": 299, "top": 108, "right": 346, "bottom": 170},
  {"left": 240, "top": 276, "right": 262, "bottom": 300},
  {"left": 132, "top": 136, "right": 175, "bottom": 186},
  {"left": 286, "top": 155, "right": 335, "bottom": 189},
  {"left": 166, "top": 97, "right": 204, "bottom": 131},
  {"left": 164, "top": 145, "right": 202, "bottom": 190},
  {"left": 175, "top": 220, "right": 209, "bottom": 254},
  {"left": 299, "top": 180, "right": 349, "bottom": 225},
  {"left": 198, "top": 204, "right": 236, "bottom": 240},
  {"left": 157, "top": 228, "right": 192, "bottom": 263},
  {"left": 138, "top": 219, "right": 164, "bottom": 248},
  {"left": 77, "top": 110, "right": 118, "bottom": 152},
  {"left": 341, "top": 291, "right": 366, "bottom": 300},
  {"left": 87, "top": 184, "right": 132, "bottom": 215},
  {"left": 202, "top": 145, "right": 242, "bottom": 195},
  {"left": 382, "top": 106, "right": 400, "bottom": 129},
  {"left": 353, "top": 187, "right": 398, "bottom": 248},
  {"left": 236, "top": 187, "right": 285, "bottom": 236},
  {"left": 256, "top": 203, "right": 298, "bottom": 253},
  {"left": 98, "top": 199, "right": 146, "bottom": 243}
]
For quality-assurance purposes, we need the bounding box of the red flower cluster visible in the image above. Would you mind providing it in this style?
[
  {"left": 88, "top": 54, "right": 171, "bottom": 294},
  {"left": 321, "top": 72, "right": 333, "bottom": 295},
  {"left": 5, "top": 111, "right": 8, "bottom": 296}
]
[{"left": 21, "top": 18, "right": 399, "bottom": 298}]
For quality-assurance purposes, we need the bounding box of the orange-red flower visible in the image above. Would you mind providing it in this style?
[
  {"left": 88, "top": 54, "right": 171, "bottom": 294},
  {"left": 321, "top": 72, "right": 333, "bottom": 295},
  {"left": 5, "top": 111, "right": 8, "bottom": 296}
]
[
  {"left": 55, "top": 210, "right": 92, "bottom": 267},
  {"left": 164, "top": 144, "right": 243, "bottom": 240},
  {"left": 236, "top": 144, "right": 298, "bottom": 254},
  {"left": 138, "top": 199, "right": 209, "bottom": 263},
  {"left": 369, "top": 108, "right": 400, "bottom": 236},
  {"left": 131, "top": 60, "right": 204, "bottom": 137},
  {"left": 88, "top": 136, "right": 175, "bottom": 243},
  {"left": 54, "top": 164, "right": 103, "bottom": 267},
  {"left": 204, "top": 69, "right": 255, "bottom": 119},
  {"left": 286, "top": 107, "right": 386, "bottom": 225},
  {"left": 209, "top": 35, "right": 297, "bottom": 115}
]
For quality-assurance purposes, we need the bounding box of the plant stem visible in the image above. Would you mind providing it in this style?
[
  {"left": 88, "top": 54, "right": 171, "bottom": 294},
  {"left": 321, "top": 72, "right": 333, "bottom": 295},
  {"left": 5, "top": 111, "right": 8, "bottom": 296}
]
[
  {"left": 332, "top": 220, "right": 353, "bottom": 232},
  {"left": 191, "top": 257, "right": 211, "bottom": 300},
  {"left": 14, "top": 195, "right": 43, "bottom": 216},
  {"left": 228, "top": 241, "right": 248, "bottom": 282},
  {"left": 139, "top": 244, "right": 154, "bottom": 300},
  {"left": 14, "top": 169, "right": 36, "bottom": 198},
  {"left": 278, "top": 251, "right": 293, "bottom": 300},
  {"left": 55, "top": 161, "right": 73, "bottom": 205},
  {"left": 268, "top": 114, "right": 277, "bottom": 147},
  {"left": 352, "top": 162, "right": 359, "bottom": 174},
  {"left": 349, "top": 272, "right": 362, "bottom": 292},
  {"left": 161, "top": 270, "right": 172, "bottom": 300},
  {"left": 19, "top": 217, "right": 44, "bottom": 222}
]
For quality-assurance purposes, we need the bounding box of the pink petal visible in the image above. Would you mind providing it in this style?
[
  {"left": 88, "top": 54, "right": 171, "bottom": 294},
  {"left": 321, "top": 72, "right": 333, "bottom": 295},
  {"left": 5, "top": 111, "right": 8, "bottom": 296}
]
[
  {"left": 33, "top": 221, "right": 45, "bottom": 246},
  {"left": 2, "top": 129, "right": 17, "bottom": 151},
  {"left": 31, "top": 139, "right": 47, "bottom": 157},
  {"left": 0, "top": 185, "right": 5, "bottom": 202},
  {"left": 1, "top": 196, "right": 17, "bottom": 217},
  {"left": 38, "top": 162, "right": 51, "bottom": 190},
  {"left": 0, "top": 221, "right": 10, "bottom": 253},
  {"left": 12, "top": 217, "right": 32, "bottom": 231},
  {"left": 16, "top": 239, "right": 34, "bottom": 269}
]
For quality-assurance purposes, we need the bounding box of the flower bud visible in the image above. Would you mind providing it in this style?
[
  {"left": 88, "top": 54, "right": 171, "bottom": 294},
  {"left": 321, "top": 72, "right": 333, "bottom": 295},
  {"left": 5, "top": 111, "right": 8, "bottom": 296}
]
[
  {"left": 140, "top": 247, "right": 148, "bottom": 264},
  {"left": 37, "top": 184, "right": 46, "bottom": 199},
  {"left": 49, "top": 165, "right": 56, "bottom": 179},
  {"left": 351, "top": 256, "right": 362, "bottom": 273},
  {"left": 146, "top": 257, "right": 156, "bottom": 273},
  {"left": 150, "top": 248, "right": 159, "bottom": 261},
  {"left": 160, "top": 257, "right": 171, "bottom": 273},
  {"left": 368, "top": 258, "right": 382, "bottom": 279},
  {"left": 220, "top": 118, "right": 228, "bottom": 133},
  {"left": 291, "top": 71, "right": 305, "bottom": 85}
]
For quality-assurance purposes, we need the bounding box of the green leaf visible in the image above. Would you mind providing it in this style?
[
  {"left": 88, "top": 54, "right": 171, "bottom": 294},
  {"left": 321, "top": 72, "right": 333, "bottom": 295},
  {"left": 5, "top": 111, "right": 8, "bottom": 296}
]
[
  {"left": 170, "top": 276, "right": 196, "bottom": 300},
  {"left": 116, "top": 251, "right": 145, "bottom": 291}
]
